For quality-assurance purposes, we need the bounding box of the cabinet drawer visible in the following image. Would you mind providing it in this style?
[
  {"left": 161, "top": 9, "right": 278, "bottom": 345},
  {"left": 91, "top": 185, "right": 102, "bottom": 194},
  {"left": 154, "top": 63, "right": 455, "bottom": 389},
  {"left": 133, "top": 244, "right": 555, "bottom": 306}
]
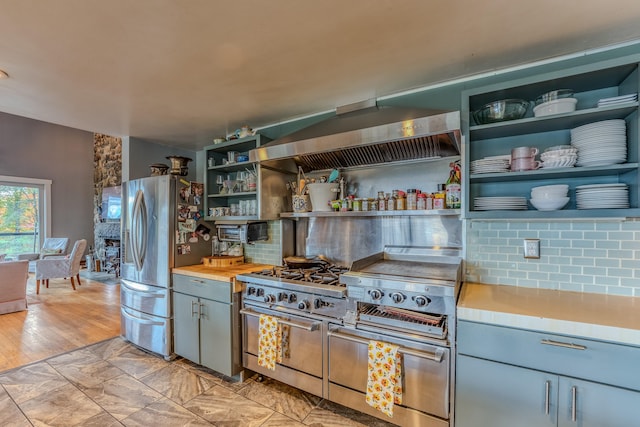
[
  {"left": 172, "top": 274, "right": 232, "bottom": 302},
  {"left": 457, "top": 320, "right": 640, "bottom": 392}
]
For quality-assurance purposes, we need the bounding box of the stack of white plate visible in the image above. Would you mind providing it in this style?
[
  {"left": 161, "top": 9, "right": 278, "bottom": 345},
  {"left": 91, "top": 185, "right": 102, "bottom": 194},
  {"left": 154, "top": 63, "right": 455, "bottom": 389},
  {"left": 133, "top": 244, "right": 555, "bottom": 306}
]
[
  {"left": 529, "top": 185, "right": 570, "bottom": 211},
  {"left": 470, "top": 156, "right": 511, "bottom": 174},
  {"left": 597, "top": 93, "right": 638, "bottom": 107},
  {"left": 576, "top": 183, "right": 629, "bottom": 209},
  {"left": 570, "top": 120, "right": 627, "bottom": 167},
  {"left": 474, "top": 196, "right": 528, "bottom": 211},
  {"left": 540, "top": 145, "right": 578, "bottom": 168}
]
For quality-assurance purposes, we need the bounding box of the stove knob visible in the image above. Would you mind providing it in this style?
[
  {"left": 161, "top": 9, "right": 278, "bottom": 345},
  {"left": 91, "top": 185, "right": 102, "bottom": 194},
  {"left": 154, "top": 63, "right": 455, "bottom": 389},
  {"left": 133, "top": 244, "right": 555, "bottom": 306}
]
[
  {"left": 414, "top": 296, "right": 431, "bottom": 307},
  {"left": 288, "top": 294, "right": 297, "bottom": 303},
  {"left": 369, "top": 289, "right": 384, "bottom": 300},
  {"left": 264, "top": 294, "right": 276, "bottom": 304},
  {"left": 313, "top": 298, "right": 322, "bottom": 309},
  {"left": 256, "top": 288, "right": 265, "bottom": 297},
  {"left": 278, "top": 292, "right": 288, "bottom": 302},
  {"left": 390, "top": 292, "right": 406, "bottom": 303},
  {"left": 247, "top": 287, "right": 256, "bottom": 295},
  {"left": 298, "top": 300, "right": 310, "bottom": 310}
]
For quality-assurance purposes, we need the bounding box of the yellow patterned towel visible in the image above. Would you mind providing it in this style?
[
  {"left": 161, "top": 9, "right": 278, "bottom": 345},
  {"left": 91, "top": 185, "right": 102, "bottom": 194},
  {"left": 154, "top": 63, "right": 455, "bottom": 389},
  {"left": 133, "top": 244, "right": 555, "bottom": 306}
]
[
  {"left": 257, "top": 314, "right": 290, "bottom": 371},
  {"left": 365, "top": 340, "right": 403, "bottom": 417}
]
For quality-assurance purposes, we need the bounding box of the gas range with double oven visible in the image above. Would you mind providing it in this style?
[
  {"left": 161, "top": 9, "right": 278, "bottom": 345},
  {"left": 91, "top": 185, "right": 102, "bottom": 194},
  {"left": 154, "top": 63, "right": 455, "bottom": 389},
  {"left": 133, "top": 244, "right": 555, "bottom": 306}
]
[
  {"left": 237, "top": 263, "right": 349, "bottom": 397},
  {"left": 237, "top": 246, "right": 462, "bottom": 427}
]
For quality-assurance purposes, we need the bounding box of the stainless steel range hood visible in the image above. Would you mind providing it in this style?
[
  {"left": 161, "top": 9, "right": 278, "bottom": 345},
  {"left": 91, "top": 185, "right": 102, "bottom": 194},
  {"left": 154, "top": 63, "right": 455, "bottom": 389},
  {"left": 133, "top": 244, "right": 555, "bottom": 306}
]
[{"left": 250, "top": 99, "right": 461, "bottom": 171}]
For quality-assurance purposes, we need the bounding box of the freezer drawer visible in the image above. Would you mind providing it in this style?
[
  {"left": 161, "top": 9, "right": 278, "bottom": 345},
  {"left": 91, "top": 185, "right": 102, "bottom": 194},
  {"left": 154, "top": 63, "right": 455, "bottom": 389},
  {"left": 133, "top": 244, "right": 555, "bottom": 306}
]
[
  {"left": 121, "top": 279, "right": 171, "bottom": 317},
  {"left": 120, "top": 305, "right": 172, "bottom": 358}
]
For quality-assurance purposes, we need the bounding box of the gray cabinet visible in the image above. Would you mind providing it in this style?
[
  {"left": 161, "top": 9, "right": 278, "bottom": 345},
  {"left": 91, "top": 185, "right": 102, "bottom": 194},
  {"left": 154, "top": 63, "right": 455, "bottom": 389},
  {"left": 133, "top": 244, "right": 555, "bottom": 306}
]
[
  {"left": 455, "top": 320, "right": 640, "bottom": 427},
  {"left": 173, "top": 273, "right": 241, "bottom": 377},
  {"left": 462, "top": 54, "right": 640, "bottom": 219}
]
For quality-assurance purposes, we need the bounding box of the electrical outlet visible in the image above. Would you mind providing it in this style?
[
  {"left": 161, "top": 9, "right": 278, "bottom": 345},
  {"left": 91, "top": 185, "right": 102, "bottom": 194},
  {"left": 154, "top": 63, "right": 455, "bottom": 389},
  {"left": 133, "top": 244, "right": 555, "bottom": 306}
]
[{"left": 524, "top": 239, "right": 540, "bottom": 259}]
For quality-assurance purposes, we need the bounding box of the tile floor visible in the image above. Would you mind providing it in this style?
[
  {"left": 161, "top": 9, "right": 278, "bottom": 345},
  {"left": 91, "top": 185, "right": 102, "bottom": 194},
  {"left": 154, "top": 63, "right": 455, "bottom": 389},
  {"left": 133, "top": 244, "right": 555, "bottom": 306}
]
[{"left": 0, "top": 337, "right": 396, "bottom": 426}]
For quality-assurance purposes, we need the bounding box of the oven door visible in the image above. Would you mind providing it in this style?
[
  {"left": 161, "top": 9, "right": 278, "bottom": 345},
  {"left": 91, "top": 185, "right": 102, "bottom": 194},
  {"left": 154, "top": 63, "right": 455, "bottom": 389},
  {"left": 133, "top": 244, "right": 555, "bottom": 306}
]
[
  {"left": 240, "top": 305, "right": 325, "bottom": 396},
  {"left": 328, "top": 324, "right": 450, "bottom": 423}
]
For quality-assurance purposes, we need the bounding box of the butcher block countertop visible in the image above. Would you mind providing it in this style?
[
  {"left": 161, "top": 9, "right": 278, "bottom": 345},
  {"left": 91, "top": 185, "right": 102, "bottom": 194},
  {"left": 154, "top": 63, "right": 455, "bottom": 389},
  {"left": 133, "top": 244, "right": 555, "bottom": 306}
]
[
  {"left": 458, "top": 282, "right": 640, "bottom": 347},
  {"left": 172, "top": 263, "right": 271, "bottom": 293}
]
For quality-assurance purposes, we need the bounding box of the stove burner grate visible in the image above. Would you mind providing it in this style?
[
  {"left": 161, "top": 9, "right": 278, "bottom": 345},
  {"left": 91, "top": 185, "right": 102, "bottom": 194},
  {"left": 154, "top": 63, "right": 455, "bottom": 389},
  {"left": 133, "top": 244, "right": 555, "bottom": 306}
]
[{"left": 255, "top": 265, "right": 349, "bottom": 287}]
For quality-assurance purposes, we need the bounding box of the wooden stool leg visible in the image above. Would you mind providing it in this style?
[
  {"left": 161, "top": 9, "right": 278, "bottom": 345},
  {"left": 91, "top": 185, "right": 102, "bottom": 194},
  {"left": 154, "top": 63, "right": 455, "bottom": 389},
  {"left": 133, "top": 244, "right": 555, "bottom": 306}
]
[
  {"left": 36, "top": 279, "right": 40, "bottom": 295},
  {"left": 46, "top": 279, "right": 49, "bottom": 288},
  {"left": 76, "top": 274, "right": 82, "bottom": 286},
  {"left": 70, "top": 276, "right": 76, "bottom": 290}
]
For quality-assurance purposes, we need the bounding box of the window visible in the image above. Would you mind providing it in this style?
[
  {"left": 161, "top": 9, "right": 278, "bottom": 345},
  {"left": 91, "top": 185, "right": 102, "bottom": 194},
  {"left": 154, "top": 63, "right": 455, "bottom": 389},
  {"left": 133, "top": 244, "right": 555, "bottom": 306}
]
[{"left": 0, "top": 176, "right": 51, "bottom": 257}]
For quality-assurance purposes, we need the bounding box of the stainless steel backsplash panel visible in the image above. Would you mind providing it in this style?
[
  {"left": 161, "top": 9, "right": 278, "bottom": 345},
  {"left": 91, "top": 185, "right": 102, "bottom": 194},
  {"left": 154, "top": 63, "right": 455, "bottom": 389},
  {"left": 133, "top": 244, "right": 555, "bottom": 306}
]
[{"left": 298, "top": 215, "right": 462, "bottom": 267}]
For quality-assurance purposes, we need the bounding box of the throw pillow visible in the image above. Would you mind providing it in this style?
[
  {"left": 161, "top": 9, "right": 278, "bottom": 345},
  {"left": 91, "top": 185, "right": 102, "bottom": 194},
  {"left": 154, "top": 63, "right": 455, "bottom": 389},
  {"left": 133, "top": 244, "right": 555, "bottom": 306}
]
[{"left": 42, "top": 248, "right": 62, "bottom": 255}]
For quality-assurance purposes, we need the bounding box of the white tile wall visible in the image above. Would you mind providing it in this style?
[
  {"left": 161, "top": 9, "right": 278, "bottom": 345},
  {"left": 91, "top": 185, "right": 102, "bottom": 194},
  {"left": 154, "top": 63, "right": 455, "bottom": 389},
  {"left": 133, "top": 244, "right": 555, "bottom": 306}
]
[{"left": 465, "top": 219, "right": 640, "bottom": 296}]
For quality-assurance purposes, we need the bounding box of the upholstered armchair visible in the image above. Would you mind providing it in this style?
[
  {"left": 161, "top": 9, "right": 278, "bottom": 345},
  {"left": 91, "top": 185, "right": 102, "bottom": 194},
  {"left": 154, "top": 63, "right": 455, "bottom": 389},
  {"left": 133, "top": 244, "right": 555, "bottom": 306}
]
[
  {"left": 34, "top": 239, "right": 87, "bottom": 294},
  {"left": 17, "top": 237, "right": 70, "bottom": 261},
  {"left": 0, "top": 260, "right": 29, "bottom": 314}
]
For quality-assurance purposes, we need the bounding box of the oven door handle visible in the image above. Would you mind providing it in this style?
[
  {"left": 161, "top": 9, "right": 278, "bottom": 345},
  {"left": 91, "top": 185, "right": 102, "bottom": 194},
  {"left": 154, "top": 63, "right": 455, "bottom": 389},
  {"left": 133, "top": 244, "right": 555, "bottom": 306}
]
[
  {"left": 328, "top": 329, "right": 445, "bottom": 363},
  {"left": 239, "top": 308, "right": 321, "bottom": 331}
]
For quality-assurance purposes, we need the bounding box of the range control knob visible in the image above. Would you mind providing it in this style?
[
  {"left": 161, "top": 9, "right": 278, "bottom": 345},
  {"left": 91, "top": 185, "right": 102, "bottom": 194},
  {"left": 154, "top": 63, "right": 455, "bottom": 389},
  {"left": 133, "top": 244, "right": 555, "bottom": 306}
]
[
  {"left": 247, "top": 287, "right": 256, "bottom": 295},
  {"left": 369, "top": 289, "right": 384, "bottom": 300},
  {"left": 390, "top": 292, "right": 406, "bottom": 303},
  {"left": 278, "top": 292, "right": 288, "bottom": 302},
  {"left": 256, "top": 288, "right": 265, "bottom": 297},
  {"left": 264, "top": 294, "right": 276, "bottom": 304},
  {"left": 414, "top": 295, "right": 431, "bottom": 307},
  {"left": 313, "top": 298, "right": 323, "bottom": 309},
  {"left": 298, "top": 300, "right": 310, "bottom": 310},
  {"left": 288, "top": 294, "right": 297, "bottom": 303}
]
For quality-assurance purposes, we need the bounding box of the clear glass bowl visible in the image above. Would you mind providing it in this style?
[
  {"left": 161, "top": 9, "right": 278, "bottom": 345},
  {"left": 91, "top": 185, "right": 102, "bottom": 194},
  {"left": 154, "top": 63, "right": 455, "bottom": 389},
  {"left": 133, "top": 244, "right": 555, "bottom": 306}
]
[
  {"left": 535, "top": 89, "right": 574, "bottom": 105},
  {"left": 472, "top": 99, "right": 530, "bottom": 124}
]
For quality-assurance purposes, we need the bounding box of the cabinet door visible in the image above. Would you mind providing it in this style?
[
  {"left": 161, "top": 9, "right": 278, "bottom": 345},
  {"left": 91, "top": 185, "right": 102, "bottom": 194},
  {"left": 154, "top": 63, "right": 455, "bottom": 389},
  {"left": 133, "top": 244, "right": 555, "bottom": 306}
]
[
  {"left": 199, "top": 298, "right": 233, "bottom": 376},
  {"left": 173, "top": 292, "right": 200, "bottom": 363},
  {"left": 456, "top": 355, "right": 557, "bottom": 427},
  {"left": 558, "top": 377, "right": 640, "bottom": 427}
]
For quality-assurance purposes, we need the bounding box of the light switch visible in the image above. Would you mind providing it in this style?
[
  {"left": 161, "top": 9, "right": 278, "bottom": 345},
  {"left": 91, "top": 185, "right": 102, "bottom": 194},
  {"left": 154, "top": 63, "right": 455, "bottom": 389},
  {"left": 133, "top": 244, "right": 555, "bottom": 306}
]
[{"left": 524, "top": 239, "right": 540, "bottom": 259}]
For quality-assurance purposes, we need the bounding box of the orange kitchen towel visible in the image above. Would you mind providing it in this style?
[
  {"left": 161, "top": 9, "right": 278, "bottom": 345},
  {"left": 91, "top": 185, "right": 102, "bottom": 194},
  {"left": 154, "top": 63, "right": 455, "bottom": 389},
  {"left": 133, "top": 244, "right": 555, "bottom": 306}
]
[
  {"left": 365, "top": 340, "right": 403, "bottom": 417},
  {"left": 257, "top": 314, "right": 289, "bottom": 371}
]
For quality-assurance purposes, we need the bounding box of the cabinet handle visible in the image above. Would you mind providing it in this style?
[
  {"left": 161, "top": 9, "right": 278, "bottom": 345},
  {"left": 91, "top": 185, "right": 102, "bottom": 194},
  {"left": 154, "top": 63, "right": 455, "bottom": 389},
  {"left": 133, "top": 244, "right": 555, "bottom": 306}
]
[
  {"left": 540, "top": 339, "right": 587, "bottom": 351},
  {"left": 544, "top": 380, "right": 550, "bottom": 415},
  {"left": 191, "top": 301, "right": 199, "bottom": 318},
  {"left": 571, "top": 385, "right": 577, "bottom": 422},
  {"left": 199, "top": 302, "right": 206, "bottom": 319},
  {"left": 189, "top": 279, "right": 206, "bottom": 284}
]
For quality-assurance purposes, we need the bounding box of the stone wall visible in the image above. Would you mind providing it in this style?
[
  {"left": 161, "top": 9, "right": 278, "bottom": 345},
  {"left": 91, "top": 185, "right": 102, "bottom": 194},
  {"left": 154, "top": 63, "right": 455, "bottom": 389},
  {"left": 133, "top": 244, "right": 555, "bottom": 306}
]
[{"left": 93, "top": 133, "right": 122, "bottom": 271}]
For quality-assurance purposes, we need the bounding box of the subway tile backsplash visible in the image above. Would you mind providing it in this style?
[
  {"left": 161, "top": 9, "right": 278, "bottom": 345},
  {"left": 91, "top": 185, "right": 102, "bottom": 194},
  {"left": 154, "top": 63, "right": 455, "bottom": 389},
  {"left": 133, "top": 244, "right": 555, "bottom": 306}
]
[
  {"left": 465, "top": 219, "right": 640, "bottom": 297},
  {"left": 243, "top": 220, "right": 284, "bottom": 266}
]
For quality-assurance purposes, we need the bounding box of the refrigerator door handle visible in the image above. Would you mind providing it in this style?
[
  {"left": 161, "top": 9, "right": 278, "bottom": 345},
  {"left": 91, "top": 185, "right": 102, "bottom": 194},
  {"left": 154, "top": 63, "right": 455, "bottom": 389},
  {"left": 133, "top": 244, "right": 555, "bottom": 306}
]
[
  {"left": 131, "top": 189, "right": 148, "bottom": 271},
  {"left": 121, "top": 307, "right": 165, "bottom": 326}
]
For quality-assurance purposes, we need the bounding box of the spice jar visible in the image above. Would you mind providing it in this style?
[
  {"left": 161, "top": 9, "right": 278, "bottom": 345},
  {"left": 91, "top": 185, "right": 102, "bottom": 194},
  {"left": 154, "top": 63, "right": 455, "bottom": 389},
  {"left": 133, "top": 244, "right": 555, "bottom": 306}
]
[
  {"left": 378, "top": 191, "right": 386, "bottom": 211},
  {"left": 353, "top": 198, "right": 363, "bottom": 211},
  {"left": 417, "top": 192, "right": 427, "bottom": 210},
  {"left": 395, "top": 190, "right": 406, "bottom": 210},
  {"left": 387, "top": 192, "right": 396, "bottom": 211},
  {"left": 407, "top": 189, "right": 417, "bottom": 210}
]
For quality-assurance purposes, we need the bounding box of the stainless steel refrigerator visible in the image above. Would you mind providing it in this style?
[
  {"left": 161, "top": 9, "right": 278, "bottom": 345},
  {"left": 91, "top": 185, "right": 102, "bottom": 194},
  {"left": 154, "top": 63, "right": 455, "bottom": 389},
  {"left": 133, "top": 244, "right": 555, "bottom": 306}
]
[{"left": 120, "top": 175, "right": 212, "bottom": 358}]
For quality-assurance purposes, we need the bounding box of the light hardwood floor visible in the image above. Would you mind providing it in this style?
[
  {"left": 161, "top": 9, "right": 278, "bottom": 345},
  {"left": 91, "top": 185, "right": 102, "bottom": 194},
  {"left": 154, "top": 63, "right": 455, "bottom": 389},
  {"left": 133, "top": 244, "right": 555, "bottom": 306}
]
[{"left": 0, "top": 272, "right": 121, "bottom": 373}]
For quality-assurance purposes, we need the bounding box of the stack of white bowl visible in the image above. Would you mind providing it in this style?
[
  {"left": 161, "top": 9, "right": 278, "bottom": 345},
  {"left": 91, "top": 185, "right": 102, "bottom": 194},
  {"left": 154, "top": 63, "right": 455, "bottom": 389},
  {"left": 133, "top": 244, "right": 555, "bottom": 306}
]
[
  {"left": 540, "top": 145, "right": 578, "bottom": 169},
  {"left": 530, "top": 185, "right": 570, "bottom": 211}
]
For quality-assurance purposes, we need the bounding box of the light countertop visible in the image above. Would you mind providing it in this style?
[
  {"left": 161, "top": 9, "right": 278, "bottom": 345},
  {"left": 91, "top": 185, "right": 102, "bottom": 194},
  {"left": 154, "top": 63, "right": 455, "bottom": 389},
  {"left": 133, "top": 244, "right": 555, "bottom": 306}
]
[
  {"left": 458, "top": 282, "right": 640, "bottom": 346},
  {"left": 172, "top": 263, "right": 271, "bottom": 293}
]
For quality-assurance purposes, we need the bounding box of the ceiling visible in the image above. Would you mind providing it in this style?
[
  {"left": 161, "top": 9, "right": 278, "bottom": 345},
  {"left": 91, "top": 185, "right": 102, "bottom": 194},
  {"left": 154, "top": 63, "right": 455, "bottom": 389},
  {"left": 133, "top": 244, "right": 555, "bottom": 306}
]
[{"left": 1, "top": 1, "right": 640, "bottom": 151}]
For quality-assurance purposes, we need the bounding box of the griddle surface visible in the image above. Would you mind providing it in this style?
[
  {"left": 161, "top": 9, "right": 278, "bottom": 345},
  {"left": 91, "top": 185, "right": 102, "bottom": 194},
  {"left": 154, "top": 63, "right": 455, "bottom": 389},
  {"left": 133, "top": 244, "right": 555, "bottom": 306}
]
[{"left": 357, "top": 260, "right": 458, "bottom": 282}]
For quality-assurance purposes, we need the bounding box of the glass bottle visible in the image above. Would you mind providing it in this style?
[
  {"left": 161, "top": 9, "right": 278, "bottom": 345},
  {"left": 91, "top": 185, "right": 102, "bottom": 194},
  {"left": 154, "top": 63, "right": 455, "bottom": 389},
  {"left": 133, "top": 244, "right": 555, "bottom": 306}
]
[
  {"left": 446, "top": 160, "right": 462, "bottom": 209},
  {"left": 395, "top": 190, "right": 406, "bottom": 210},
  {"left": 377, "top": 191, "right": 386, "bottom": 211},
  {"left": 387, "top": 191, "right": 396, "bottom": 211},
  {"left": 433, "top": 184, "right": 446, "bottom": 209}
]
